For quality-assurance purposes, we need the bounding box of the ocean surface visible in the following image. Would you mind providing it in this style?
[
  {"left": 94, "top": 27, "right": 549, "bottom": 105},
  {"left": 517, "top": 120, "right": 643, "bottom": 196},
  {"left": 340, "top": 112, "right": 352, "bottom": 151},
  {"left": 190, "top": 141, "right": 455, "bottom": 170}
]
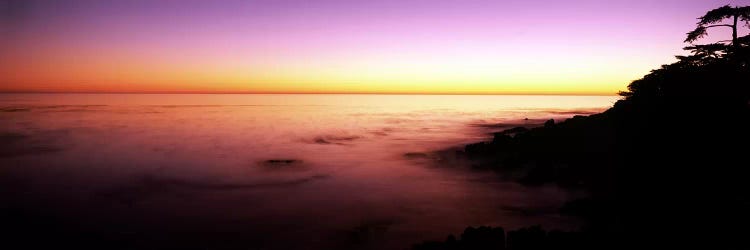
[{"left": 0, "top": 94, "right": 619, "bottom": 249}]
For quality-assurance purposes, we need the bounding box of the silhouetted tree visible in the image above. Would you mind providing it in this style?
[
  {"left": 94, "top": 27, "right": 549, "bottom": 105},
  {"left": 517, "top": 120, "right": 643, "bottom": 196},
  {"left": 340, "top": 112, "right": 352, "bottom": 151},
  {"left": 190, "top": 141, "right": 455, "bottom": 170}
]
[
  {"left": 620, "top": 5, "right": 750, "bottom": 100},
  {"left": 685, "top": 5, "right": 750, "bottom": 50}
]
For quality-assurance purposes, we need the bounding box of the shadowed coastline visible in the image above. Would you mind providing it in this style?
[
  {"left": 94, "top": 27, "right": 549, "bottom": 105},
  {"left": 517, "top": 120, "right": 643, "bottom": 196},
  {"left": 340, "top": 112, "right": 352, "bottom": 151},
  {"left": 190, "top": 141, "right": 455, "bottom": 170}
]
[{"left": 414, "top": 5, "right": 750, "bottom": 249}]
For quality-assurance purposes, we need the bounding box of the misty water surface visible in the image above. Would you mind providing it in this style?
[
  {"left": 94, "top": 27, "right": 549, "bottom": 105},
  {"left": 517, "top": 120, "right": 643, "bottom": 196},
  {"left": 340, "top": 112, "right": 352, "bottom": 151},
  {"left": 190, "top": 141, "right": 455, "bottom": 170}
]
[{"left": 0, "top": 94, "right": 618, "bottom": 249}]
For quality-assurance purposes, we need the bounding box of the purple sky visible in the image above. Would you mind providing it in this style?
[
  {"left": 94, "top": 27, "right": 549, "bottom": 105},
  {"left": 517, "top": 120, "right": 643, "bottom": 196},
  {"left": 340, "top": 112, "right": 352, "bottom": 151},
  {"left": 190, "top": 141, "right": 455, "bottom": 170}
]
[{"left": 1, "top": 0, "right": 748, "bottom": 94}]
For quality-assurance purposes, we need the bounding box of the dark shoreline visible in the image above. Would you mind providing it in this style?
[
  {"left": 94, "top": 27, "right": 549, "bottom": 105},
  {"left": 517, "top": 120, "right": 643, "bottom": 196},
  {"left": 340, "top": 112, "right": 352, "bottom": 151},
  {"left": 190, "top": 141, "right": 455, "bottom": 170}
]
[{"left": 413, "top": 88, "right": 750, "bottom": 249}]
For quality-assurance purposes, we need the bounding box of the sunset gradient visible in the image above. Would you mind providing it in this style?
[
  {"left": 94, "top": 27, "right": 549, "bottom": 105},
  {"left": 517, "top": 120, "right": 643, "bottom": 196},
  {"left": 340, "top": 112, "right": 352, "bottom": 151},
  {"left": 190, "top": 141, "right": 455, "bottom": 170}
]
[{"left": 1, "top": 0, "right": 748, "bottom": 94}]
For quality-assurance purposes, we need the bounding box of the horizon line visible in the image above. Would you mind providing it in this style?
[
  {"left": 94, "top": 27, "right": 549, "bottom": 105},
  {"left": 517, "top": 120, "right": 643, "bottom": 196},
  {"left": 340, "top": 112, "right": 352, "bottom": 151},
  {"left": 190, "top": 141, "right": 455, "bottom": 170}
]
[{"left": 0, "top": 90, "right": 620, "bottom": 96}]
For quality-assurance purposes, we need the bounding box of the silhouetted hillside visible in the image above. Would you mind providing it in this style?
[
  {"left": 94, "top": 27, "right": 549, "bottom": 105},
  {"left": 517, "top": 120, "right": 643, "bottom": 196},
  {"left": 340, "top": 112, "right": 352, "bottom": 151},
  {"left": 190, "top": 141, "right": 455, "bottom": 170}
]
[{"left": 419, "top": 5, "right": 750, "bottom": 250}]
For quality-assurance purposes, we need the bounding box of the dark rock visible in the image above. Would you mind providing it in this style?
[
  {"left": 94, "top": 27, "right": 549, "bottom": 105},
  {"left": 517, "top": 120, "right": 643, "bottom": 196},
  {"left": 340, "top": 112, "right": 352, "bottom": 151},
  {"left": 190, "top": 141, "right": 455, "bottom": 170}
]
[
  {"left": 500, "top": 126, "right": 529, "bottom": 136},
  {"left": 492, "top": 133, "right": 513, "bottom": 144},
  {"left": 262, "top": 159, "right": 302, "bottom": 167},
  {"left": 404, "top": 152, "right": 431, "bottom": 159},
  {"left": 507, "top": 225, "right": 545, "bottom": 250},
  {"left": 312, "top": 135, "right": 361, "bottom": 145},
  {"left": 464, "top": 142, "right": 491, "bottom": 156},
  {"left": 313, "top": 138, "right": 331, "bottom": 144},
  {"left": 462, "top": 226, "right": 505, "bottom": 250},
  {"left": 0, "top": 108, "right": 30, "bottom": 112},
  {"left": 543, "top": 119, "right": 555, "bottom": 128}
]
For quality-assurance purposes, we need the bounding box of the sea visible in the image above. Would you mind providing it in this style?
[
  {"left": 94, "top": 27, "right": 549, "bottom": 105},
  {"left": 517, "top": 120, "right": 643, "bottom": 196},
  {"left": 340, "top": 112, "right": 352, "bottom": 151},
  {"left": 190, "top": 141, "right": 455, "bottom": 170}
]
[{"left": 0, "top": 94, "right": 619, "bottom": 249}]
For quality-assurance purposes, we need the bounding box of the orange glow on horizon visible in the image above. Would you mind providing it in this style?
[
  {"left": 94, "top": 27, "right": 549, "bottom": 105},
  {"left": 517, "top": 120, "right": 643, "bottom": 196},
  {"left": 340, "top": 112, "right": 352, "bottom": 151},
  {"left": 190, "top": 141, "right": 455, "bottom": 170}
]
[{"left": 0, "top": 47, "right": 642, "bottom": 95}]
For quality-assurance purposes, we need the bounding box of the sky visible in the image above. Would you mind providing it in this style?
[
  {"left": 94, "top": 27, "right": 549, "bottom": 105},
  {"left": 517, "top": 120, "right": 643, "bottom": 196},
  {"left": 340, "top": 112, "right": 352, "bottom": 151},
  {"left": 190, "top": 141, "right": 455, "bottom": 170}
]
[{"left": 1, "top": 0, "right": 748, "bottom": 95}]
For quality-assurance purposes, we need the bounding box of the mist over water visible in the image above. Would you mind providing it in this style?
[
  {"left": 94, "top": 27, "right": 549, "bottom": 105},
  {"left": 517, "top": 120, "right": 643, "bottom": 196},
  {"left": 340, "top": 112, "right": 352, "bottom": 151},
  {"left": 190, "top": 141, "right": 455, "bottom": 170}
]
[{"left": 0, "top": 94, "right": 618, "bottom": 249}]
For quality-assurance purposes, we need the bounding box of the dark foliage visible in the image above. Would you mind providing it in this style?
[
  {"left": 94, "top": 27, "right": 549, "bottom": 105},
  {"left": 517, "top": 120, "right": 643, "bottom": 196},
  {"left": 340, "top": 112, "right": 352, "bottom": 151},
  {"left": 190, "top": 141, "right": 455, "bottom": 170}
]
[{"left": 413, "top": 226, "right": 590, "bottom": 250}]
